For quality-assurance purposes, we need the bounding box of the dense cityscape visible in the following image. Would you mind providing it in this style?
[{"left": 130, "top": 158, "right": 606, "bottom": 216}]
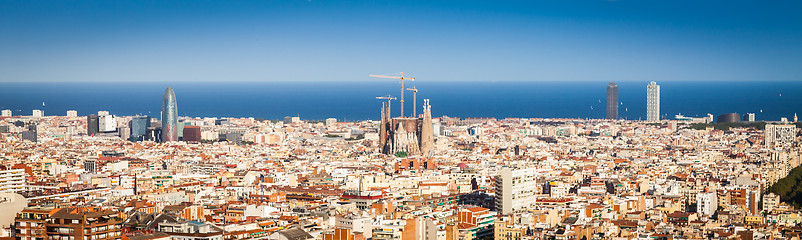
[{"left": 1, "top": 80, "right": 801, "bottom": 240}]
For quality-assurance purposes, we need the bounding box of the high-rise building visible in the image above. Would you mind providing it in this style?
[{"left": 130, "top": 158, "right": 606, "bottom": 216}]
[
  {"left": 646, "top": 81, "right": 660, "bottom": 121},
  {"left": 87, "top": 115, "right": 100, "bottom": 136},
  {"left": 98, "top": 115, "right": 117, "bottom": 132},
  {"left": 129, "top": 116, "right": 151, "bottom": 142},
  {"left": 183, "top": 126, "right": 202, "bottom": 142},
  {"left": 32, "top": 109, "right": 43, "bottom": 118},
  {"left": 743, "top": 113, "right": 756, "bottom": 122},
  {"left": 178, "top": 121, "right": 189, "bottom": 139},
  {"left": 765, "top": 124, "right": 796, "bottom": 147},
  {"left": 0, "top": 168, "right": 26, "bottom": 193},
  {"left": 97, "top": 111, "right": 110, "bottom": 116},
  {"left": 162, "top": 87, "right": 179, "bottom": 142},
  {"left": 1, "top": 109, "right": 11, "bottom": 117},
  {"left": 606, "top": 82, "right": 618, "bottom": 120},
  {"left": 494, "top": 167, "right": 539, "bottom": 214},
  {"left": 146, "top": 127, "right": 163, "bottom": 142},
  {"left": 696, "top": 192, "right": 718, "bottom": 216},
  {"left": 21, "top": 130, "right": 37, "bottom": 142},
  {"left": 118, "top": 126, "right": 130, "bottom": 140},
  {"left": 66, "top": 110, "right": 78, "bottom": 117}
]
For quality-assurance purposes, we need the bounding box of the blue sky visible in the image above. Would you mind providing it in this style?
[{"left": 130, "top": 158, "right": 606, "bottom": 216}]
[{"left": 1, "top": 0, "right": 800, "bottom": 82}]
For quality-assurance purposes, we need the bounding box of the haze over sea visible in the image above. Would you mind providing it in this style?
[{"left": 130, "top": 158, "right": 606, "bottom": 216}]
[{"left": 0, "top": 81, "right": 800, "bottom": 122}]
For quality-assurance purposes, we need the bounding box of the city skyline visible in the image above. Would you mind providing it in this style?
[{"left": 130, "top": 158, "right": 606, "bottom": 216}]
[
  {"left": 1, "top": 81, "right": 800, "bottom": 122},
  {"left": 1, "top": 1, "right": 801, "bottom": 82},
  {"left": 3, "top": 2, "right": 802, "bottom": 240}
]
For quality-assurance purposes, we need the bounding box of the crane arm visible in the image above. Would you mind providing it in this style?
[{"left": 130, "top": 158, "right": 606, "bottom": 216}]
[{"left": 369, "top": 74, "right": 415, "bottom": 80}]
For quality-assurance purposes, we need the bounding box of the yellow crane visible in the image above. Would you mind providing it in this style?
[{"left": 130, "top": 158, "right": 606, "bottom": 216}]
[
  {"left": 376, "top": 95, "right": 396, "bottom": 116},
  {"left": 370, "top": 72, "right": 414, "bottom": 117},
  {"left": 406, "top": 86, "right": 418, "bottom": 117}
]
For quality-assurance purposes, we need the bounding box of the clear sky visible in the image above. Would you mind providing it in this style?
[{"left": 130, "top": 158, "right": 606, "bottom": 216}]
[{"left": 1, "top": 0, "right": 800, "bottom": 82}]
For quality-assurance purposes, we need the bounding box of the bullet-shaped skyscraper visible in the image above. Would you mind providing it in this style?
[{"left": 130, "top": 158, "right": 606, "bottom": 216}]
[
  {"left": 646, "top": 81, "right": 660, "bottom": 121},
  {"left": 606, "top": 82, "right": 618, "bottom": 120},
  {"left": 162, "top": 87, "right": 178, "bottom": 142}
]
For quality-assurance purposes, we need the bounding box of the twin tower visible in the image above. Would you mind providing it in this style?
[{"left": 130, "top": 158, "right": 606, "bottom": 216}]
[{"left": 379, "top": 99, "right": 434, "bottom": 157}]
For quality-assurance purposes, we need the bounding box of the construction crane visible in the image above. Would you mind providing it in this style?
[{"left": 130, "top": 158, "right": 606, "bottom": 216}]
[
  {"left": 406, "top": 86, "right": 418, "bottom": 117},
  {"left": 376, "top": 95, "right": 396, "bottom": 116},
  {"left": 370, "top": 72, "right": 414, "bottom": 117}
]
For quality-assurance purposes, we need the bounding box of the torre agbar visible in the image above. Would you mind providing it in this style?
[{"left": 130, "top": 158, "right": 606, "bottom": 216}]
[{"left": 162, "top": 87, "right": 179, "bottom": 142}]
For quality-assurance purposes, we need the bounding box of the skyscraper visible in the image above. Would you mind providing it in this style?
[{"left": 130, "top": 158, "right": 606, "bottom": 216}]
[
  {"left": 162, "top": 87, "right": 178, "bottom": 142},
  {"left": 87, "top": 115, "right": 100, "bottom": 136},
  {"left": 98, "top": 115, "right": 117, "bottom": 132},
  {"left": 129, "top": 116, "right": 151, "bottom": 142},
  {"left": 646, "top": 81, "right": 660, "bottom": 121},
  {"left": 606, "top": 82, "right": 618, "bottom": 120}
]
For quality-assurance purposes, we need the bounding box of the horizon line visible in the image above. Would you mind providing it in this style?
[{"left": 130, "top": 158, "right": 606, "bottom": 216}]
[{"left": 1, "top": 79, "right": 800, "bottom": 83}]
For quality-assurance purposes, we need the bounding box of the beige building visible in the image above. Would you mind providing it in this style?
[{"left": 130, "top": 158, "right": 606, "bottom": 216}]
[{"left": 495, "top": 167, "right": 540, "bottom": 214}]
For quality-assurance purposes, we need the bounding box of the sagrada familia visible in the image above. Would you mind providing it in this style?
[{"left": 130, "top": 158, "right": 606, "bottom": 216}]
[{"left": 379, "top": 99, "right": 434, "bottom": 156}]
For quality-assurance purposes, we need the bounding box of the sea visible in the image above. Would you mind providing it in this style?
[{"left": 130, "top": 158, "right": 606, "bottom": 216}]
[{"left": 0, "top": 81, "right": 800, "bottom": 122}]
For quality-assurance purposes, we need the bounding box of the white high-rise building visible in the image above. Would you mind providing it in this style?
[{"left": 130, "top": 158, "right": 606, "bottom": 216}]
[
  {"left": 766, "top": 124, "right": 796, "bottom": 147},
  {"left": 98, "top": 115, "right": 117, "bottom": 132},
  {"left": 696, "top": 192, "right": 718, "bottom": 216},
  {"left": 1, "top": 109, "right": 10, "bottom": 117},
  {"left": 32, "top": 109, "right": 43, "bottom": 118},
  {"left": 495, "top": 167, "right": 540, "bottom": 214},
  {"left": 0, "top": 168, "right": 25, "bottom": 193},
  {"left": 646, "top": 81, "right": 660, "bottom": 122},
  {"left": 98, "top": 111, "right": 110, "bottom": 116},
  {"left": 67, "top": 110, "right": 78, "bottom": 117}
]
